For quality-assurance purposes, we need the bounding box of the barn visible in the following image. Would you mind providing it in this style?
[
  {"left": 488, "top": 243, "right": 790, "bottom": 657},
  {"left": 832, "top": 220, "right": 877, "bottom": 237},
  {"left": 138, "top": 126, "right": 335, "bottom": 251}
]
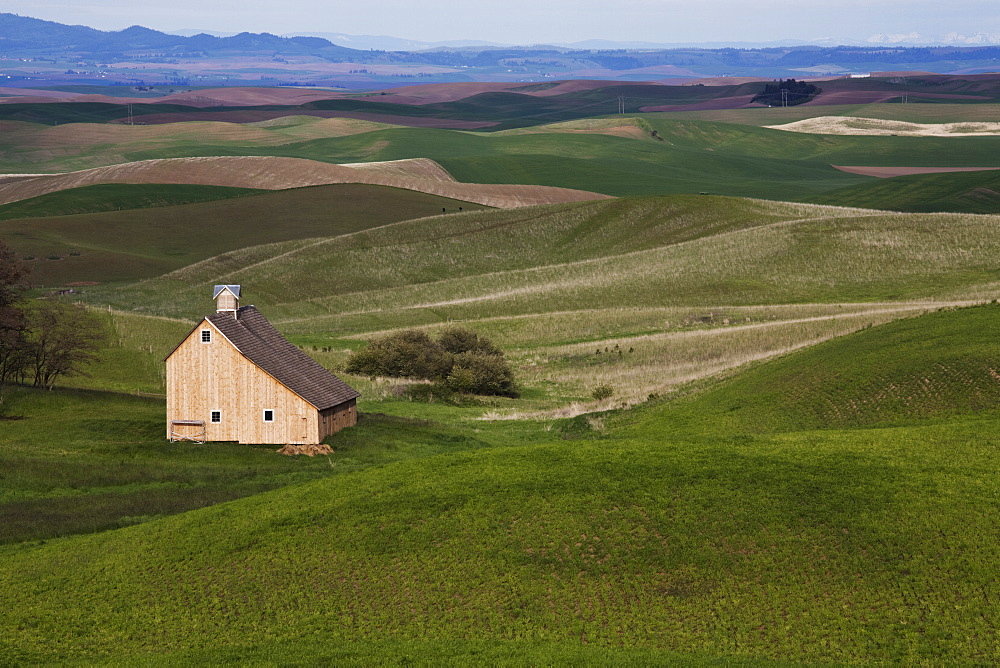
[{"left": 165, "top": 285, "right": 359, "bottom": 445}]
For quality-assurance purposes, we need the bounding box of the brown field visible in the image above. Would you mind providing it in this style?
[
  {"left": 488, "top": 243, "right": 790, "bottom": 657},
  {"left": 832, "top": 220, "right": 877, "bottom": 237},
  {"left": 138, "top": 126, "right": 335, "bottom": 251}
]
[
  {"left": 492, "top": 118, "right": 654, "bottom": 140},
  {"left": 0, "top": 156, "right": 611, "bottom": 208},
  {"left": 805, "top": 90, "right": 992, "bottom": 106},
  {"left": 0, "top": 80, "right": 666, "bottom": 109},
  {"left": 639, "top": 94, "right": 757, "bottom": 112},
  {"left": 124, "top": 109, "right": 498, "bottom": 128},
  {"left": 833, "top": 165, "right": 1000, "bottom": 178}
]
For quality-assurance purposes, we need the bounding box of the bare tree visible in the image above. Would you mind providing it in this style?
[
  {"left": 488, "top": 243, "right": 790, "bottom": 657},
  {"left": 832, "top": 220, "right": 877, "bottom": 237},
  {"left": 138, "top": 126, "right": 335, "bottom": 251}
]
[{"left": 27, "top": 302, "right": 105, "bottom": 390}]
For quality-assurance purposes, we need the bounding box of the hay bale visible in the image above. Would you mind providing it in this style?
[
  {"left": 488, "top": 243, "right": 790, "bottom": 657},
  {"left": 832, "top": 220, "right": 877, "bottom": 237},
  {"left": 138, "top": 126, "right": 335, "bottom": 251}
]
[{"left": 277, "top": 444, "right": 333, "bottom": 457}]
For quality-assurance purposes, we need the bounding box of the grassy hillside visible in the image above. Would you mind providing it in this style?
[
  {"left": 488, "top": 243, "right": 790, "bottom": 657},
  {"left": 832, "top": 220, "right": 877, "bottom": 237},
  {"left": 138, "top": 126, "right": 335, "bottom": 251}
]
[
  {"left": 807, "top": 169, "right": 1000, "bottom": 213},
  {"left": 2, "top": 183, "right": 487, "bottom": 285},
  {"left": 64, "top": 194, "right": 994, "bottom": 405},
  {"left": 92, "top": 196, "right": 1000, "bottom": 323},
  {"left": 0, "top": 387, "right": 510, "bottom": 547},
  {"left": 3, "top": 307, "right": 1000, "bottom": 663},
  {"left": 620, "top": 303, "right": 1000, "bottom": 435},
  {"left": 0, "top": 183, "right": 264, "bottom": 220}
]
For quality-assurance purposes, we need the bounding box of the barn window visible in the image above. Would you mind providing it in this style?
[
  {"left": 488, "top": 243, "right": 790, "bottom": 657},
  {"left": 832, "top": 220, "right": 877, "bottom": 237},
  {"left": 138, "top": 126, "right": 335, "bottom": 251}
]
[
  {"left": 201, "top": 329, "right": 212, "bottom": 343},
  {"left": 210, "top": 410, "right": 221, "bottom": 423},
  {"left": 263, "top": 409, "right": 274, "bottom": 422}
]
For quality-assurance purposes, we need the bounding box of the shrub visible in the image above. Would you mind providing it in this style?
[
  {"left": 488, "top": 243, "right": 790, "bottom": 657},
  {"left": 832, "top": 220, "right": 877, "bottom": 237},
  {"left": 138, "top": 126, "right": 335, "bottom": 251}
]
[
  {"left": 446, "top": 351, "right": 519, "bottom": 398},
  {"left": 345, "top": 330, "right": 450, "bottom": 379},
  {"left": 439, "top": 326, "right": 501, "bottom": 356},
  {"left": 592, "top": 384, "right": 615, "bottom": 401},
  {"left": 346, "top": 328, "right": 518, "bottom": 397}
]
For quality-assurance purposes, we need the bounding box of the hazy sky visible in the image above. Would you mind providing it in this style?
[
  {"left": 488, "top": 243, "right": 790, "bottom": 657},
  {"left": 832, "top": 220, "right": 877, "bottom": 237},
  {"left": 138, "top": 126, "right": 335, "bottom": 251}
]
[{"left": 4, "top": 0, "right": 1000, "bottom": 44}]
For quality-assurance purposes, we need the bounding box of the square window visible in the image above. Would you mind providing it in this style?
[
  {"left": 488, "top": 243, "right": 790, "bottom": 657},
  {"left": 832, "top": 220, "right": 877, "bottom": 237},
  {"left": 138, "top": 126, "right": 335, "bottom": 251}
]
[
  {"left": 201, "top": 330, "right": 212, "bottom": 343},
  {"left": 210, "top": 410, "right": 221, "bottom": 423},
  {"left": 263, "top": 409, "right": 274, "bottom": 422}
]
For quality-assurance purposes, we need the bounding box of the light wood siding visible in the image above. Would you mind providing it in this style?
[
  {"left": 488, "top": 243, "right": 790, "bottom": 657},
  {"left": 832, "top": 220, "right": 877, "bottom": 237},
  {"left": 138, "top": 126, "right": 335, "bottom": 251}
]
[{"left": 166, "top": 319, "right": 321, "bottom": 444}]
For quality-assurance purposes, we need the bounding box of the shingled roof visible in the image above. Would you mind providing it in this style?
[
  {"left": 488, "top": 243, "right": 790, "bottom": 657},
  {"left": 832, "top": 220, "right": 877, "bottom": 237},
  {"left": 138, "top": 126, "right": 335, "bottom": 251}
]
[{"left": 207, "top": 306, "right": 359, "bottom": 410}]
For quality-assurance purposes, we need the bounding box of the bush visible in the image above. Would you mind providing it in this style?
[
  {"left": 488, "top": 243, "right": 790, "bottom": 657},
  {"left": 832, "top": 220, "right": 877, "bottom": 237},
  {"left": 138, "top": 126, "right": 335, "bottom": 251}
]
[
  {"left": 439, "top": 326, "right": 501, "bottom": 356},
  {"left": 446, "top": 351, "right": 518, "bottom": 398},
  {"left": 592, "top": 384, "right": 615, "bottom": 401},
  {"left": 346, "top": 327, "right": 518, "bottom": 397},
  {"left": 345, "top": 330, "right": 450, "bottom": 379}
]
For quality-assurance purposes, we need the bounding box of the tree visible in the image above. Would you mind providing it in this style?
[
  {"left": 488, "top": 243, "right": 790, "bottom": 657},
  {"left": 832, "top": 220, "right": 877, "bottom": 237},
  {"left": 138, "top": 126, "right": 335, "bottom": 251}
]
[
  {"left": 0, "top": 239, "right": 30, "bottom": 385},
  {"left": 0, "top": 238, "right": 29, "bottom": 311},
  {"left": 26, "top": 302, "right": 105, "bottom": 390}
]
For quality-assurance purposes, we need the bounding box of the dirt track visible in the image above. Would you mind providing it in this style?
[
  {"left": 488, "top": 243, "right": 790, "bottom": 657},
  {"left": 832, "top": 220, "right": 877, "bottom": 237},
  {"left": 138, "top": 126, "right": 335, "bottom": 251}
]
[{"left": 0, "top": 156, "right": 612, "bottom": 209}]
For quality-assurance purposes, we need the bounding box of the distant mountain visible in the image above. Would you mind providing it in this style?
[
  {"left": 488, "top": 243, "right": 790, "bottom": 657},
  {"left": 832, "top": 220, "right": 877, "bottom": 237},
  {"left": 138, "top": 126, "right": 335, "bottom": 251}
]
[
  {"left": 0, "top": 13, "right": 366, "bottom": 59},
  {"left": 3, "top": 13, "right": 1000, "bottom": 86},
  {"left": 283, "top": 32, "right": 507, "bottom": 51}
]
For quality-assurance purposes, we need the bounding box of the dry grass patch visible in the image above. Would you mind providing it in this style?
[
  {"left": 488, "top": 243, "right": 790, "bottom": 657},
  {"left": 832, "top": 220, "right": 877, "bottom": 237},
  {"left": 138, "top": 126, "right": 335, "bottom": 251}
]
[{"left": 767, "top": 116, "right": 1000, "bottom": 137}]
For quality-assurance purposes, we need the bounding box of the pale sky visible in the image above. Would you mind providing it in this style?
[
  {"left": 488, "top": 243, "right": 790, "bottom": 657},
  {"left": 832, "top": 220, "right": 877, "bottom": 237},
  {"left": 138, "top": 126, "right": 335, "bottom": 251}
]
[{"left": 3, "top": 0, "right": 1000, "bottom": 45}]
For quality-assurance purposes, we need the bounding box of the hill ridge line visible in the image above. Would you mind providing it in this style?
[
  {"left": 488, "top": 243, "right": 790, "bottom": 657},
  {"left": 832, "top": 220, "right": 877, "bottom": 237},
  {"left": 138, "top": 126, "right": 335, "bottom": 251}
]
[{"left": 0, "top": 156, "right": 611, "bottom": 209}]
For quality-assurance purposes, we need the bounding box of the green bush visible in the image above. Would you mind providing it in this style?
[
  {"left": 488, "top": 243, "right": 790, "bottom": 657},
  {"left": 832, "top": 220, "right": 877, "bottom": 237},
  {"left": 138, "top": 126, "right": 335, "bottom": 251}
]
[
  {"left": 446, "top": 351, "right": 518, "bottom": 398},
  {"left": 345, "top": 330, "right": 450, "bottom": 379},
  {"left": 592, "top": 384, "right": 615, "bottom": 401},
  {"left": 438, "top": 326, "right": 501, "bottom": 356},
  {"left": 346, "top": 327, "right": 518, "bottom": 397}
]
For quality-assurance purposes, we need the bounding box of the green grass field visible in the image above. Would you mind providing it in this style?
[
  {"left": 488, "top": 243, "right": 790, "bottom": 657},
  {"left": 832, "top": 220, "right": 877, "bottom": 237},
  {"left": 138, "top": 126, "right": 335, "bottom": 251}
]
[
  {"left": 4, "top": 91, "right": 1000, "bottom": 663},
  {"left": 807, "top": 169, "right": 1000, "bottom": 213},
  {"left": 3, "top": 183, "right": 486, "bottom": 285},
  {"left": 2, "top": 305, "right": 999, "bottom": 663},
  {"left": 0, "top": 183, "right": 265, "bottom": 221}
]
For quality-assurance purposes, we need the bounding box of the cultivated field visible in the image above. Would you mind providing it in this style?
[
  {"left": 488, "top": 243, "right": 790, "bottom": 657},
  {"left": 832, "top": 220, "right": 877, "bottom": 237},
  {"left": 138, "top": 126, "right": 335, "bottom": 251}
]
[
  {"left": 4, "top": 81, "right": 1000, "bottom": 664},
  {"left": 0, "top": 156, "right": 609, "bottom": 209},
  {"left": 768, "top": 115, "right": 1000, "bottom": 136}
]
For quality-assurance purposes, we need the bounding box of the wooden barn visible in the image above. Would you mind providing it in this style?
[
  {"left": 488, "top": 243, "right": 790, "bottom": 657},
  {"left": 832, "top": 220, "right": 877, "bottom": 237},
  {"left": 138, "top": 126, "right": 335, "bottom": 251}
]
[{"left": 165, "top": 285, "right": 359, "bottom": 445}]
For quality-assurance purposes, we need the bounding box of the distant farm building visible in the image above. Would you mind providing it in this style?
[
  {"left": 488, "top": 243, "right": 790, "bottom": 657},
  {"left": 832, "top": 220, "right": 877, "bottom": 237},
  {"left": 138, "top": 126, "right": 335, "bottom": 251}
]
[{"left": 165, "top": 285, "right": 359, "bottom": 445}]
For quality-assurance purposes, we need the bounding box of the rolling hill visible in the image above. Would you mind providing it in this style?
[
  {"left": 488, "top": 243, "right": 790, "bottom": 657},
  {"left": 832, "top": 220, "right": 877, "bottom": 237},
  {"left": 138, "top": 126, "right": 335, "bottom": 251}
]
[
  {"left": 0, "top": 183, "right": 490, "bottom": 284},
  {"left": 4, "top": 76, "right": 1000, "bottom": 665},
  {"left": 69, "top": 194, "right": 997, "bottom": 406},
  {"left": 6, "top": 111, "right": 1000, "bottom": 211},
  {"left": 0, "top": 156, "right": 609, "bottom": 209},
  {"left": 806, "top": 169, "right": 1000, "bottom": 213},
  {"left": 3, "top": 305, "right": 999, "bottom": 664}
]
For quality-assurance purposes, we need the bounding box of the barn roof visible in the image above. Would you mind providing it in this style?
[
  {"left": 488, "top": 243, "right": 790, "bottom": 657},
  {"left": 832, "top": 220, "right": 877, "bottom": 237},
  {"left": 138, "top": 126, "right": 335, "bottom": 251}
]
[
  {"left": 213, "top": 285, "right": 241, "bottom": 299},
  {"left": 206, "top": 305, "right": 359, "bottom": 410}
]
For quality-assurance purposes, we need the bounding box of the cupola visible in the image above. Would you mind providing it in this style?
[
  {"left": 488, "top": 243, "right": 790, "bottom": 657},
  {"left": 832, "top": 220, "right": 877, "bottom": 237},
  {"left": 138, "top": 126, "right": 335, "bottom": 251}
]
[{"left": 213, "top": 285, "right": 240, "bottom": 316}]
